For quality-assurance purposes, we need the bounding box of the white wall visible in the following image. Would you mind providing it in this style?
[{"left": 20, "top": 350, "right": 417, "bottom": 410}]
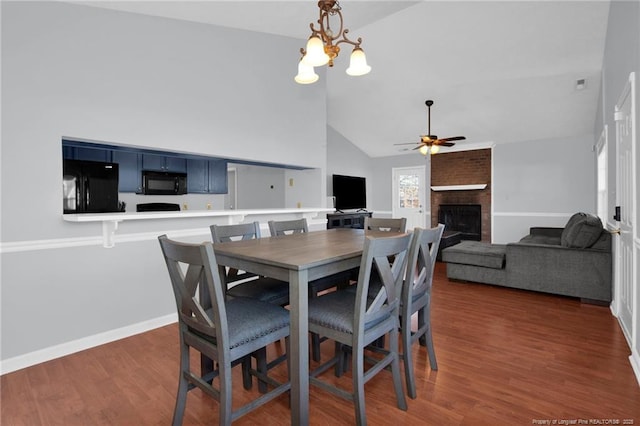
[
  {"left": 0, "top": 2, "right": 327, "bottom": 367},
  {"left": 492, "top": 135, "right": 596, "bottom": 243},
  {"left": 285, "top": 168, "right": 326, "bottom": 209},
  {"left": 232, "top": 164, "right": 286, "bottom": 209}
]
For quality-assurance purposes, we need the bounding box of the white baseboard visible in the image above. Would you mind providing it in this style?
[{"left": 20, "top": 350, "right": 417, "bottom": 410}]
[
  {"left": 0, "top": 313, "right": 177, "bottom": 375},
  {"left": 630, "top": 350, "right": 640, "bottom": 387}
]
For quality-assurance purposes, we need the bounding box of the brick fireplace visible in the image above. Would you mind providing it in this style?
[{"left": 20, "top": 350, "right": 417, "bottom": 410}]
[{"left": 430, "top": 149, "right": 491, "bottom": 242}]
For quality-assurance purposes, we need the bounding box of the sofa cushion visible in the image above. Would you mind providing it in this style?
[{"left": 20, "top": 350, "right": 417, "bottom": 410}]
[
  {"left": 561, "top": 213, "right": 603, "bottom": 248},
  {"left": 441, "top": 241, "right": 506, "bottom": 269},
  {"left": 560, "top": 213, "right": 585, "bottom": 245},
  {"left": 519, "top": 235, "right": 561, "bottom": 246}
]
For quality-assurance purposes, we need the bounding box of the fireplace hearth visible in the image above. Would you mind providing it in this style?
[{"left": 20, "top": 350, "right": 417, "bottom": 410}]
[{"left": 438, "top": 204, "right": 481, "bottom": 241}]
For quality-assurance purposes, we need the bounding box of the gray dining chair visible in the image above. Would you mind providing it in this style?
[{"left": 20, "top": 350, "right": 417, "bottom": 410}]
[
  {"left": 349, "top": 217, "right": 407, "bottom": 285},
  {"left": 307, "top": 233, "right": 412, "bottom": 425},
  {"left": 268, "top": 218, "right": 309, "bottom": 235},
  {"left": 158, "top": 235, "right": 290, "bottom": 426},
  {"left": 400, "top": 224, "right": 444, "bottom": 399},
  {"left": 364, "top": 217, "right": 407, "bottom": 233},
  {"left": 211, "top": 222, "right": 290, "bottom": 307},
  {"left": 268, "top": 218, "right": 352, "bottom": 362}
]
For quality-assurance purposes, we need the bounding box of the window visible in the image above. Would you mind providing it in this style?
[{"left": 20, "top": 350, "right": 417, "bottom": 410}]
[{"left": 596, "top": 126, "right": 608, "bottom": 223}]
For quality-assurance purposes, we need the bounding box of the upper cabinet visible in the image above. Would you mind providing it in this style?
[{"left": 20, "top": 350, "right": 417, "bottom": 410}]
[
  {"left": 187, "top": 158, "right": 228, "bottom": 194},
  {"left": 208, "top": 159, "right": 228, "bottom": 194},
  {"left": 112, "top": 150, "right": 142, "bottom": 193},
  {"left": 142, "top": 153, "right": 187, "bottom": 173},
  {"left": 63, "top": 145, "right": 112, "bottom": 163}
]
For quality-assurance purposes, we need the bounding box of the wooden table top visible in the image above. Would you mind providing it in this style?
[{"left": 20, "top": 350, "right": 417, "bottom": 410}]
[{"left": 213, "top": 228, "right": 404, "bottom": 271}]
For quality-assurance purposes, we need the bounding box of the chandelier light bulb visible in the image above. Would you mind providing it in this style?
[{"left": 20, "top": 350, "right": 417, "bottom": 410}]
[
  {"left": 346, "top": 47, "right": 371, "bottom": 76},
  {"left": 419, "top": 145, "right": 429, "bottom": 156},
  {"left": 297, "top": 1, "right": 370, "bottom": 80},
  {"left": 294, "top": 60, "right": 319, "bottom": 84},
  {"left": 430, "top": 145, "right": 440, "bottom": 155},
  {"left": 302, "top": 36, "right": 330, "bottom": 67}
]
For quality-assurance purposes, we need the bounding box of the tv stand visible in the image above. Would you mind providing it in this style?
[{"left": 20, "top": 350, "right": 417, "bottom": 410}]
[{"left": 327, "top": 211, "right": 372, "bottom": 229}]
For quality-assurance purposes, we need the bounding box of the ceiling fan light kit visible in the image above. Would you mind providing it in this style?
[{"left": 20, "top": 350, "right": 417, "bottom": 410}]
[
  {"left": 394, "top": 100, "right": 467, "bottom": 155},
  {"left": 295, "top": 0, "right": 371, "bottom": 84}
]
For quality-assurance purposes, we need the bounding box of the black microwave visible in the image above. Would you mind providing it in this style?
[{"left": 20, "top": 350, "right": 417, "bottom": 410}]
[{"left": 142, "top": 170, "right": 187, "bottom": 195}]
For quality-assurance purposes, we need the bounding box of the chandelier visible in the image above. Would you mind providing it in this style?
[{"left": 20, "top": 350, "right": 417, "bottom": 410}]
[{"left": 295, "top": 0, "right": 371, "bottom": 84}]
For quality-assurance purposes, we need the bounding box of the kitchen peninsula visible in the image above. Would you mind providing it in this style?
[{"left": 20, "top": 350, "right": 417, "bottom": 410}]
[{"left": 64, "top": 207, "right": 334, "bottom": 248}]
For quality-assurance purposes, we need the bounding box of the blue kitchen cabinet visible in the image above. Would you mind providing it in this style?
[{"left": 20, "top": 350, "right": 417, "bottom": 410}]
[
  {"left": 112, "top": 150, "right": 141, "bottom": 193},
  {"left": 187, "top": 158, "right": 228, "bottom": 194},
  {"left": 142, "top": 153, "right": 187, "bottom": 173},
  {"left": 208, "top": 159, "right": 228, "bottom": 194},
  {"left": 186, "top": 158, "right": 208, "bottom": 193},
  {"left": 62, "top": 145, "right": 111, "bottom": 162}
]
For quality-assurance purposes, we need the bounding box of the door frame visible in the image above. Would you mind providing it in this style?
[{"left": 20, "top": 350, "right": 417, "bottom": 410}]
[
  {"left": 613, "top": 72, "right": 638, "bottom": 378},
  {"left": 392, "top": 165, "right": 428, "bottom": 229}
]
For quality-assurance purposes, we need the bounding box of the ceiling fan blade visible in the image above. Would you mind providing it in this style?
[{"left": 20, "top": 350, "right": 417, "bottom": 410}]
[
  {"left": 437, "top": 142, "right": 456, "bottom": 147},
  {"left": 438, "top": 136, "right": 466, "bottom": 142},
  {"left": 393, "top": 142, "right": 421, "bottom": 146},
  {"left": 412, "top": 145, "right": 425, "bottom": 150}
]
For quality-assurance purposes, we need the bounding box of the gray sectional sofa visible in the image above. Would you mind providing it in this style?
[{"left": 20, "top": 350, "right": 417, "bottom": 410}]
[{"left": 442, "top": 213, "right": 612, "bottom": 303}]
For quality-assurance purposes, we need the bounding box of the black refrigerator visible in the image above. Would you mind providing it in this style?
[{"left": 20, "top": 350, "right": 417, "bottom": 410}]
[{"left": 63, "top": 159, "right": 119, "bottom": 213}]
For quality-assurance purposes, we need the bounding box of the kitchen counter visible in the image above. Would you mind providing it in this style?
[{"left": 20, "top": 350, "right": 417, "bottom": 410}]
[{"left": 63, "top": 207, "right": 334, "bottom": 248}]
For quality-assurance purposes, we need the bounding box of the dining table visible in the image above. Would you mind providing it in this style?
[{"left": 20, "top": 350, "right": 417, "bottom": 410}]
[{"left": 212, "top": 227, "right": 391, "bottom": 425}]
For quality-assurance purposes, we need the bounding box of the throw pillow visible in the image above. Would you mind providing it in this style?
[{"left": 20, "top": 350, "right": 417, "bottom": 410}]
[
  {"left": 560, "top": 213, "right": 585, "bottom": 246},
  {"left": 561, "top": 213, "right": 603, "bottom": 248}
]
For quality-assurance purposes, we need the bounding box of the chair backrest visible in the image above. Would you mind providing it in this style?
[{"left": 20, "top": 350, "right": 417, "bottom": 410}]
[
  {"left": 268, "top": 218, "right": 309, "bottom": 236},
  {"left": 354, "top": 233, "right": 412, "bottom": 337},
  {"left": 364, "top": 217, "right": 407, "bottom": 233},
  {"left": 158, "top": 235, "right": 229, "bottom": 359},
  {"left": 210, "top": 222, "right": 261, "bottom": 286},
  {"left": 402, "top": 224, "right": 444, "bottom": 308},
  {"left": 211, "top": 221, "right": 262, "bottom": 243}
]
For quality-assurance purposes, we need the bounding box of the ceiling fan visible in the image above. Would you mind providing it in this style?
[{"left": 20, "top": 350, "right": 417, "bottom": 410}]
[{"left": 395, "top": 100, "right": 466, "bottom": 154}]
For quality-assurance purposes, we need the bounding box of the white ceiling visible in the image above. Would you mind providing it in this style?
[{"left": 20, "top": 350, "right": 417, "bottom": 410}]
[{"left": 71, "top": 0, "right": 611, "bottom": 157}]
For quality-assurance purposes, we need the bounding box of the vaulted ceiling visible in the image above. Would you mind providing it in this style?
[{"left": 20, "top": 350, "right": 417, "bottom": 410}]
[{"left": 72, "top": 1, "right": 611, "bottom": 157}]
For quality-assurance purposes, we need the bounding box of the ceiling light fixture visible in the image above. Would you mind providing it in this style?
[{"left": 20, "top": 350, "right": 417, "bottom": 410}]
[{"left": 294, "top": 0, "right": 371, "bottom": 84}]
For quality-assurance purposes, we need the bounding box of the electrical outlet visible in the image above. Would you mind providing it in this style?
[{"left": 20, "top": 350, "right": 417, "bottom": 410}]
[
  {"left": 206, "top": 203, "right": 212, "bottom": 210},
  {"left": 183, "top": 203, "right": 188, "bottom": 210},
  {"left": 297, "top": 202, "right": 302, "bottom": 208},
  {"left": 289, "top": 178, "right": 294, "bottom": 187}
]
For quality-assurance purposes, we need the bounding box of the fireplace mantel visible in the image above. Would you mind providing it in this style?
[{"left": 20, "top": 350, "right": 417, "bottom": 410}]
[{"left": 431, "top": 184, "right": 487, "bottom": 191}]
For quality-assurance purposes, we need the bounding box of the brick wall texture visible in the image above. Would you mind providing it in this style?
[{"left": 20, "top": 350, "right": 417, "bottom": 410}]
[{"left": 430, "top": 149, "right": 491, "bottom": 241}]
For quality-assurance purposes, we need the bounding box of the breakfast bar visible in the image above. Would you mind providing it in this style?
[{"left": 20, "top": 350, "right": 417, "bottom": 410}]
[{"left": 62, "top": 207, "right": 334, "bottom": 248}]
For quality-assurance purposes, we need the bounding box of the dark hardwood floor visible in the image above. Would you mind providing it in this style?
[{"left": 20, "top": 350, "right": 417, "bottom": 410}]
[{"left": 2, "top": 263, "right": 639, "bottom": 425}]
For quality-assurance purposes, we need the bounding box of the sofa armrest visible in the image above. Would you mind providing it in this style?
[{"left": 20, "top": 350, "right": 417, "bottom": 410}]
[
  {"left": 505, "top": 242, "right": 611, "bottom": 302},
  {"left": 528, "top": 227, "right": 563, "bottom": 238}
]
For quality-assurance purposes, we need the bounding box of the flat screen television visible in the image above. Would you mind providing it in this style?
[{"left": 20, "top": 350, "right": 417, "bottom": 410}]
[{"left": 332, "top": 174, "right": 367, "bottom": 211}]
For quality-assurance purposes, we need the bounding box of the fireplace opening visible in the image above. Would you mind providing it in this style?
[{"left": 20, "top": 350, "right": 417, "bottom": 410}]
[{"left": 438, "top": 204, "right": 481, "bottom": 241}]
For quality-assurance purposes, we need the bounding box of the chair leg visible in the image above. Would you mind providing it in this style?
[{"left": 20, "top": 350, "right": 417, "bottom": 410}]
[
  {"left": 256, "top": 347, "right": 268, "bottom": 393},
  {"left": 172, "top": 341, "right": 190, "bottom": 426},
  {"left": 334, "top": 342, "right": 351, "bottom": 377},
  {"left": 389, "top": 327, "right": 408, "bottom": 411},
  {"left": 418, "top": 308, "right": 427, "bottom": 346},
  {"left": 401, "top": 314, "right": 417, "bottom": 399},
  {"left": 311, "top": 332, "right": 322, "bottom": 362},
  {"left": 425, "top": 327, "right": 438, "bottom": 371},
  {"left": 419, "top": 307, "right": 438, "bottom": 370},
  {"left": 219, "top": 360, "right": 233, "bottom": 426},
  {"left": 352, "top": 344, "right": 367, "bottom": 426},
  {"left": 242, "top": 356, "right": 252, "bottom": 390}
]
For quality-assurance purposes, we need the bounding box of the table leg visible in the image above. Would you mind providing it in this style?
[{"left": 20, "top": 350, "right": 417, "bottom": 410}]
[{"left": 289, "top": 269, "right": 309, "bottom": 425}]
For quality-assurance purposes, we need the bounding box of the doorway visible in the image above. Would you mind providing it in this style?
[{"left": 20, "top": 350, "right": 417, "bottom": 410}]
[
  {"left": 392, "top": 166, "right": 427, "bottom": 230},
  {"left": 613, "top": 72, "right": 637, "bottom": 352},
  {"left": 224, "top": 167, "right": 237, "bottom": 210}
]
